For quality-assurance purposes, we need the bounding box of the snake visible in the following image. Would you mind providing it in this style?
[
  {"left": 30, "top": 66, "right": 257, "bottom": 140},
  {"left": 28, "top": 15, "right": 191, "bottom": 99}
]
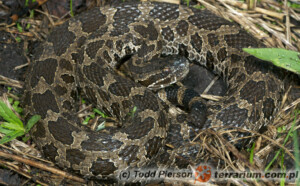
[{"left": 22, "top": 2, "right": 294, "bottom": 180}]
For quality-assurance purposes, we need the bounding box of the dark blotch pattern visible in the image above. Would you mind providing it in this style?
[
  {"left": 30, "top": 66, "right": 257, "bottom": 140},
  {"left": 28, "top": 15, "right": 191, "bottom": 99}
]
[
  {"left": 102, "top": 50, "right": 112, "bottom": 63},
  {"left": 228, "top": 68, "right": 239, "bottom": 80},
  {"left": 149, "top": 3, "right": 179, "bottom": 21},
  {"left": 66, "top": 149, "right": 86, "bottom": 166},
  {"left": 189, "top": 101, "right": 207, "bottom": 126},
  {"left": 175, "top": 144, "right": 201, "bottom": 169},
  {"left": 86, "top": 40, "right": 105, "bottom": 59},
  {"left": 91, "top": 158, "right": 117, "bottom": 176},
  {"left": 249, "top": 107, "right": 260, "bottom": 123},
  {"left": 132, "top": 90, "right": 160, "bottom": 112},
  {"left": 138, "top": 43, "right": 155, "bottom": 57},
  {"left": 216, "top": 104, "right": 248, "bottom": 126},
  {"left": 157, "top": 111, "right": 168, "bottom": 128},
  {"left": 105, "top": 40, "right": 113, "bottom": 49},
  {"left": 145, "top": 136, "right": 163, "bottom": 159},
  {"left": 206, "top": 51, "right": 215, "bottom": 70},
  {"left": 33, "top": 44, "right": 44, "bottom": 60},
  {"left": 176, "top": 114, "right": 186, "bottom": 123},
  {"left": 62, "top": 112, "right": 75, "bottom": 122},
  {"left": 62, "top": 101, "right": 72, "bottom": 110},
  {"left": 162, "top": 26, "right": 174, "bottom": 41},
  {"left": 263, "top": 98, "right": 275, "bottom": 119},
  {"left": 190, "top": 33, "right": 203, "bottom": 53},
  {"left": 71, "top": 49, "right": 84, "bottom": 64},
  {"left": 32, "top": 90, "right": 59, "bottom": 119},
  {"left": 235, "top": 73, "right": 246, "bottom": 84},
  {"left": 48, "top": 117, "right": 79, "bottom": 145},
  {"left": 83, "top": 62, "right": 107, "bottom": 86},
  {"left": 231, "top": 54, "right": 241, "bottom": 63},
  {"left": 134, "top": 21, "right": 158, "bottom": 41},
  {"left": 227, "top": 86, "right": 238, "bottom": 97},
  {"left": 116, "top": 40, "right": 123, "bottom": 52},
  {"left": 84, "top": 86, "right": 98, "bottom": 104},
  {"left": 31, "top": 59, "right": 58, "bottom": 87},
  {"left": 118, "top": 145, "right": 139, "bottom": 163},
  {"left": 182, "top": 89, "right": 200, "bottom": 109},
  {"left": 165, "top": 84, "right": 180, "bottom": 105},
  {"left": 108, "top": 77, "right": 136, "bottom": 97},
  {"left": 22, "top": 92, "right": 31, "bottom": 110},
  {"left": 179, "top": 44, "right": 188, "bottom": 57},
  {"left": 122, "top": 100, "right": 131, "bottom": 109},
  {"left": 166, "top": 124, "right": 184, "bottom": 147},
  {"left": 244, "top": 56, "right": 269, "bottom": 75},
  {"left": 207, "top": 34, "right": 219, "bottom": 46},
  {"left": 48, "top": 23, "right": 75, "bottom": 56},
  {"left": 157, "top": 40, "right": 163, "bottom": 51},
  {"left": 157, "top": 151, "right": 172, "bottom": 165},
  {"left": 174, "top": 156, "right": 190, "bottom": 169},
  {"left": 77, "top": 36, "right": 87, "bottom": 48},
  {"left": 71, "top": 90, "right": 78, "bottom": 100},
  {"left": 42, "top": 143, "right": 58, "bottom": 163},
  {"left": 98, "top": 89, "right": 111, "bottom": 102},
  {"left": 88, "top": 26, "right": 108, "bottom": 40},
  {"left": 77, "top": 67, "right": 85, "bottom": 83},
  {"left": 96, "top": 56, "right": 107, "bottom": 66},
  {"left": 224, "top": 30, "right": 259, "bottom": 49},
  {"left": 54, "top": 85, "right": 67, "bottom": 96},
  {"left": 240, "top": 80, "right": 265, "bottom": 103},
  {"left": 33, "top": 121, "right": 46, "bottom": 138},
  {"left": 111, "top": 102, "right": 121, "bottom": 120},
  {"left": 78, "top": 8, "right": 106, "bottom": 33},
  {"left": 59, "top": 59, "right": 73, "bottom": 71},
  {"left": 111, "top": 4, "right": 141, "bottom": 36},
  {"left": 223, "top": 96, "right": 236, "bottom": 105},
  {"left": 217, "top": 47, "right": 227, "bottom": 62},
  {"left": 122, "top": 117, "right": 154, "bottom": 139},
  {"left": 188, "top": 9, "right": 234, "bottom": 30},
  {"left": 267, "top": 78, "right": 279, "bottom": 93},
  {"left": 61, "top": 74, "right": 75, "bottom": 84},
  {"left": 176, "top": 20, "right": 189, "bottom": 37},
  {"left": 82, "top": 133, "right": 123, "bottom": 151}
]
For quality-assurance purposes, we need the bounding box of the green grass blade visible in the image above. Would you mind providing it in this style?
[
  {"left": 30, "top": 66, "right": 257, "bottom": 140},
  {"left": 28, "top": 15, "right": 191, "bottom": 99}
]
[
  {"left": 25, "top": 115, "right": 40, "bottom": 133},
  {"left": 243, "top": 48, "right": 300, "bottom": 74},
  {"left": 93, "top": 109, "right": 107, "bottom": 118},
  {"left": 1, "top": 122, "right": 24, "bottom": 131},
  {"left": 292, "top": 111, "right": 299, "bottom": 184},
  {"left": 0, "top": 126, "right": 13, "bottom": 135},
  {"left": 70, "top": 0, "right": 74, "bottom": 17},
  {"left": 12, "top": 101, "right": 23, "bottom": 114},
  {"left": 249, "top": 142, "right": 255, "bottom": 164},
  {"left": 0, "top": 130, "right": 24, "bottom": 144},
  {"left": 0, "top": 101, "right": 23, "bottom": 127},
  {"left": 265, "top": 110, "right": 299, "bottom": 172}
]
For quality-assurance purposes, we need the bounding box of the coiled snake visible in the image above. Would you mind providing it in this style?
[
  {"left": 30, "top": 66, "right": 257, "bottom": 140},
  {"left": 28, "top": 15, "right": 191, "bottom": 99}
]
[{"left": 23, "top": 2, "right": 292, "bottom": 179}]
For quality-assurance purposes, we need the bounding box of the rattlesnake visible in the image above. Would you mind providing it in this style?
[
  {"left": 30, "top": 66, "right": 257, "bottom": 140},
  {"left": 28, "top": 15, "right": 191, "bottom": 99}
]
[{"left": 23, "top": 2, "right": 293, "bottom": 179}]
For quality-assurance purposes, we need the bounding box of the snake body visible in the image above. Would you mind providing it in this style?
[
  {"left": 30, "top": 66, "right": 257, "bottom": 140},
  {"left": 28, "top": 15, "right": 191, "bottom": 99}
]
[{"left": 23, "top": 2, "right": 288, "bottom": 179}]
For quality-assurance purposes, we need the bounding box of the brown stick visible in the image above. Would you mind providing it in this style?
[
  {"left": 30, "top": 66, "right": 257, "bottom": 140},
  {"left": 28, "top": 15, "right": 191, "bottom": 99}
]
[
  {"left": 0, "top": 159, "right": 48, "bottom": 186},
  {"left": 0, "top": 150, "right": 85, "bottom": 183}
]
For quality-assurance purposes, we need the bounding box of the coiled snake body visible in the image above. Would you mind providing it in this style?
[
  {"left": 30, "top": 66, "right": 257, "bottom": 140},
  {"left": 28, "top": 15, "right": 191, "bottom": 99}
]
[{"left": 23, "top": 2, "right": 289, "bottom": 179}]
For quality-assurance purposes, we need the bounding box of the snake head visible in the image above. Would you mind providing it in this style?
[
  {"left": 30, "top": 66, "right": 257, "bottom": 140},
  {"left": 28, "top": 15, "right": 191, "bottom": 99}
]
[{"left": 144, "top": 56, "right": 190, "bottom": 90}]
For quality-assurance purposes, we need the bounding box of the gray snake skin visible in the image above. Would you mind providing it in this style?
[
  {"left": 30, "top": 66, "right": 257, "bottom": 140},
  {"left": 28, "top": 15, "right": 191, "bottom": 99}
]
[{"left": 23, "top": 2, "right": 292, "bottom": 179}]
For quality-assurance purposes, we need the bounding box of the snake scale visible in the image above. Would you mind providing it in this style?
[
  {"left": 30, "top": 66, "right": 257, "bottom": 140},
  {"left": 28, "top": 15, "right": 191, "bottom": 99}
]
[{"left": 23, "top": 2, "right": 292, "bottom": 180}]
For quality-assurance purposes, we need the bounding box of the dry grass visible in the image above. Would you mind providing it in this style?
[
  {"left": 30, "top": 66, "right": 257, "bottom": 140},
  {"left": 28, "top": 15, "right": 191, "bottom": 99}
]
[{"left": 195, "top": 0, "right": 300, "bottom": 51}]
